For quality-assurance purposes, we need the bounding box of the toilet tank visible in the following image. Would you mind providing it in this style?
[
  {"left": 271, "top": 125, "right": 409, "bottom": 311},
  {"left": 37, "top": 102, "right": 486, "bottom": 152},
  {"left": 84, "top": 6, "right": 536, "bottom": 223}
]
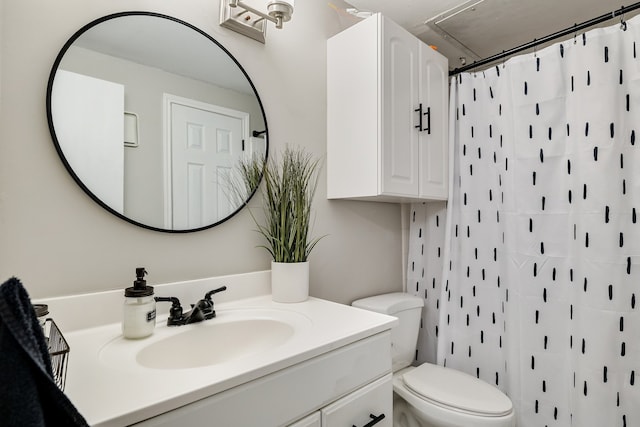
[{"left": 352, "top": 293, "right": 424, "bottom": 371}]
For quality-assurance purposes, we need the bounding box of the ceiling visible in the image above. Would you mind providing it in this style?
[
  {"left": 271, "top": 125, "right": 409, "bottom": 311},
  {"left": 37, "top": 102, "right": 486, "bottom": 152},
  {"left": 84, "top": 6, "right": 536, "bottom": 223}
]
[
  {"left": 341, "top": 0, "right": 639, "bottom": 70},
  {"left": 70, "top": 14, "right": 254, "bottom": 94}
]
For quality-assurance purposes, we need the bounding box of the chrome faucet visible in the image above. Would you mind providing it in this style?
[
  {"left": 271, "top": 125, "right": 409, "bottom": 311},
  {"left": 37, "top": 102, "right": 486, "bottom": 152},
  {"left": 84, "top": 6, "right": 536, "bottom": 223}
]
[{"left": 155, "top": 286, "right": 227, "bottom": 326}]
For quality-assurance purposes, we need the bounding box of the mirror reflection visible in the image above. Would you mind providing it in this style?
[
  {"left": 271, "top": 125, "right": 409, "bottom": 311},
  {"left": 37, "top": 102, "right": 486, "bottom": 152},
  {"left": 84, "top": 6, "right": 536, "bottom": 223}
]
[{"left": 47, "top": 12, "right": 267, "bottom": 232}]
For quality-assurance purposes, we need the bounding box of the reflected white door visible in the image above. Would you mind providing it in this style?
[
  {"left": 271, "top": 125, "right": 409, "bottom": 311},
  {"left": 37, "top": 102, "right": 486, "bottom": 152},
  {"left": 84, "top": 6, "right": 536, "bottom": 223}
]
[
  {"left": 169, "top": 100, "right": 246, "bottom": 229},
  {"left": 52, "top": 70, "right": 125, "bottom": 213}
]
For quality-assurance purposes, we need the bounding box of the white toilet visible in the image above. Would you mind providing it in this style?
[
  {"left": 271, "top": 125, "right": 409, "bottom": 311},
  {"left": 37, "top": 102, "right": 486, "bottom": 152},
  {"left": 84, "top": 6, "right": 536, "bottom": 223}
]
[{"left": 352, "top": 293, "right": 515, "bottom": 427}]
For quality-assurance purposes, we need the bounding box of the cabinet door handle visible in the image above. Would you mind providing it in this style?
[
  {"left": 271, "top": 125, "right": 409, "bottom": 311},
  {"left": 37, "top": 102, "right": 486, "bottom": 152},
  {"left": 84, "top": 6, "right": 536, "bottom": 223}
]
[
  {"left": 414, "top": 103, "right": 424, "bottom": 131},
  {"left": 414, "top": 104, "right": 431, "bottom": 134},
  {"left": 352, "top": 413, "right": 386, "bottom": 427},
  {"left": 424, "top": 106, "right": 431, "bottom": 135}
]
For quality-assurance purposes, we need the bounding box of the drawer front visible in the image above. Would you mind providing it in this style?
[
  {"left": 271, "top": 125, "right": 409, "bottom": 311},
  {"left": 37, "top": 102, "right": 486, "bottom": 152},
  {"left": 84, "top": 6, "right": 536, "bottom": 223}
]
[{"left": 321, "top": 374, "right": 392, "bottom": 427}]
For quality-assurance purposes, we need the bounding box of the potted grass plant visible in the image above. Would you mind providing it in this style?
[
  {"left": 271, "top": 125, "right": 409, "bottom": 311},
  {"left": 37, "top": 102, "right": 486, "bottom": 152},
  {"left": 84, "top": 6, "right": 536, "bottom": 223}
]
[{"left": 235, "top": 146, "right": 323, "bottom": 302}]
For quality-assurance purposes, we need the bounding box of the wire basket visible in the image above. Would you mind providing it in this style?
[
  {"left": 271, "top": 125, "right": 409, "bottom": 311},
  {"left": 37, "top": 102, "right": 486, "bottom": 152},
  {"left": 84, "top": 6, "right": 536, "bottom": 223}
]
[{"left": 44, "top": 318, "right": 70, "bottom": 391}]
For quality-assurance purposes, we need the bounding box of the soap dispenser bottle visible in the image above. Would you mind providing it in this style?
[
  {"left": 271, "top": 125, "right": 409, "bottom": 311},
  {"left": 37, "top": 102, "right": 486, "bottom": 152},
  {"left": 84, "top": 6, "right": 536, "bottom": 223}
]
[{"left": 123, "top": 267, "right": 156, "bottom": 339}]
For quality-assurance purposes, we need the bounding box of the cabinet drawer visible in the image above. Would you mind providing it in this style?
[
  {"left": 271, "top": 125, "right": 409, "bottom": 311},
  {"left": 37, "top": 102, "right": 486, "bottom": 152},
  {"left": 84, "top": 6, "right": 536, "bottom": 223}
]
[{"left": 321, "top": 374, "right": 392, "bottom": 427}]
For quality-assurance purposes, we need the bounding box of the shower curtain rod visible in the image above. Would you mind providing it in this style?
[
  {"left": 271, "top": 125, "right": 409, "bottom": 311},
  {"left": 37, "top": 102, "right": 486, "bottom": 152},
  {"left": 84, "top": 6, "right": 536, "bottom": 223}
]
[{"left": 449, "top": 2, "right": 640, "bottom": 76}]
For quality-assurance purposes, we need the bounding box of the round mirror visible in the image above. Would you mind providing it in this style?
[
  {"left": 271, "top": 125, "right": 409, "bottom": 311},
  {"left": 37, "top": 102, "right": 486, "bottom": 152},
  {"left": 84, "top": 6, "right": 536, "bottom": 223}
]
[{"left": 46, "top": 12, "right": 267, "bottom": 232}]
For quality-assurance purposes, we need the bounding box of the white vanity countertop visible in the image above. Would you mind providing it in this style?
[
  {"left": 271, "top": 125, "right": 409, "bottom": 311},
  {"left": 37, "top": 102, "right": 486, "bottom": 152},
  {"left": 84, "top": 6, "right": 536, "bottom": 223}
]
[{"left": 62, "top": 294, "right": 397, "bottom": 426}]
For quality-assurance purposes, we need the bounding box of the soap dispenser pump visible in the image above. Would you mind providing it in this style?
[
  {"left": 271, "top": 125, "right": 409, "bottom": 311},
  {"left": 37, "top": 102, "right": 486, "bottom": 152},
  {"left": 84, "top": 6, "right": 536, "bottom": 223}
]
[{"left": 123, "top": 267, "right": 156, "bottom": 339}]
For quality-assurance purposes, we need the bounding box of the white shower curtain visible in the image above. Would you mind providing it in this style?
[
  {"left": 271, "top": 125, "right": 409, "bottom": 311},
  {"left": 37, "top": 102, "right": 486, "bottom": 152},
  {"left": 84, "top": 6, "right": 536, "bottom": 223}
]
[{"left": 409, "top": 16, "right": 640, "bottom": 427}]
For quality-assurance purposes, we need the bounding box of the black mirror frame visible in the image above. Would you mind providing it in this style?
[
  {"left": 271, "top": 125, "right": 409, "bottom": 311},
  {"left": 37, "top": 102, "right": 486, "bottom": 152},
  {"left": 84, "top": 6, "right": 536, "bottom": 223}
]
[{"left": 45, "top": 11, "right": 268, "bottom": 233}]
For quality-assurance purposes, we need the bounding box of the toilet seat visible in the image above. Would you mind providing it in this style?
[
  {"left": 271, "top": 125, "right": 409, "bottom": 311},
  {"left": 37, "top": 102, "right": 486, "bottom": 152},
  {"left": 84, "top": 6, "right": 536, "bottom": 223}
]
[{"left": 402, "top": 364, "right": 513, "bottom": 417}]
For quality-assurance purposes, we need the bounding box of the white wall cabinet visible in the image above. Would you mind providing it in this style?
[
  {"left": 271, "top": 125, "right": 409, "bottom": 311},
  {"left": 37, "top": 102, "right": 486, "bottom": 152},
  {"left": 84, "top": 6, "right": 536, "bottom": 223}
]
[
  {"left": 327, "top": 13, "right": 449, "bottom": 202},
  {"left": 51, "top": 70, "right": 125, "bottom": 212}
]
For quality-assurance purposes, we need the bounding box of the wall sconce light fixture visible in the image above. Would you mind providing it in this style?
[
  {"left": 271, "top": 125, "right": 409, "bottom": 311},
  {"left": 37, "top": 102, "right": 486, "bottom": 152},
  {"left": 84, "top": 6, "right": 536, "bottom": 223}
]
[{"left": 220, "top": 0, "right": 294, "bottom": 43}]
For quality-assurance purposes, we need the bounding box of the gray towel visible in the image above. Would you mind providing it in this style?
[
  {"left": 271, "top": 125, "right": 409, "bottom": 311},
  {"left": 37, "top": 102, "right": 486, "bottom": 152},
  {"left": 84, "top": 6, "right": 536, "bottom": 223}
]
[{"left": 0, "top": 277, "right": 87, "bottom": 426}]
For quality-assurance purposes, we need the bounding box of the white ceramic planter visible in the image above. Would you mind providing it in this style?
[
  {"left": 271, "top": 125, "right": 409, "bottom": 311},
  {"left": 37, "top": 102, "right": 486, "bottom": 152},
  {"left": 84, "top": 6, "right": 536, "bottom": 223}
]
[{"left": 271, "top": 261, "right": 309, "bottom": 303}]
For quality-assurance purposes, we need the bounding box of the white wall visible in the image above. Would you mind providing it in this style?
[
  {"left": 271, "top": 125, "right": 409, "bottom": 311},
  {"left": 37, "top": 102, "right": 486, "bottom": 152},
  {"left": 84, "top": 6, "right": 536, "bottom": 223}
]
[
  {"left": 0, "top": 0, "right": 403, "bottom": 303},
  {"left": 0, "top": 0, "right": 3, "bottom": 121}
]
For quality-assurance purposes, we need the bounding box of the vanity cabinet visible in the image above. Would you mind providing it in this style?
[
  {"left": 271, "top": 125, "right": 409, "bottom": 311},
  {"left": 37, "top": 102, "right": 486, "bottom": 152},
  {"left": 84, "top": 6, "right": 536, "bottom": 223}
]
[
  {"left": 132, "top": 332, "right": 392, "bottom": 427},
  {"left": 327, "top": 13, "right": 449, "bottom": 202}
]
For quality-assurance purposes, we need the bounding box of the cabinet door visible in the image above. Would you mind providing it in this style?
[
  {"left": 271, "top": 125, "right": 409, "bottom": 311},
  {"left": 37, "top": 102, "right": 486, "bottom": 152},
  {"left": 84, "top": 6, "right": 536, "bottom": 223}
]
[
  {"left": 381, "top": 17, "right": 420, "bottom": 197},
  {"left": 327, "top": 14, "right": 380, "bottom": 200},
  {"left": 321, "top": 374, "right": 392, "bottom": 427},
  {"left": 418, "top": 44, "right": 449, "bottom": 199}
]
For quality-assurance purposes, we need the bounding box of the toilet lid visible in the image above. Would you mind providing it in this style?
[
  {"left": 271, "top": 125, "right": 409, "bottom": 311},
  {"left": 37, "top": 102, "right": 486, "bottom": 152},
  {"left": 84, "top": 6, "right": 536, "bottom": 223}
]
[{"left": 402, "top": 364, "right": 513, "bottom": 416}]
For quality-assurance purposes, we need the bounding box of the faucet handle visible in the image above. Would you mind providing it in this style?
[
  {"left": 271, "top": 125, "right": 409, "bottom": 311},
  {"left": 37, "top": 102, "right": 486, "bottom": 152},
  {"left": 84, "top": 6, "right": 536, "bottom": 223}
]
[
  {"left": 204, "top": 286, "right": 227, "bottom": 301},
  {"left": 200, "top": 286, "right": 227, "bottom": 319},
  {"left": 155, "top": 296, "right": 184, "bottom": 326}
]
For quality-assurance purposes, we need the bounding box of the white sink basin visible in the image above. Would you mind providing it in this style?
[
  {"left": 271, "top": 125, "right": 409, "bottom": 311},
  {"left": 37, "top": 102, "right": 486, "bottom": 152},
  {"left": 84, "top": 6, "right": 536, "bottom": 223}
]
[
  {"left": 99, "top": 308, "right": 311, "bottom": 371},
  {"left": 137, "top": 318, "right": 294, "bottom": 369}
]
